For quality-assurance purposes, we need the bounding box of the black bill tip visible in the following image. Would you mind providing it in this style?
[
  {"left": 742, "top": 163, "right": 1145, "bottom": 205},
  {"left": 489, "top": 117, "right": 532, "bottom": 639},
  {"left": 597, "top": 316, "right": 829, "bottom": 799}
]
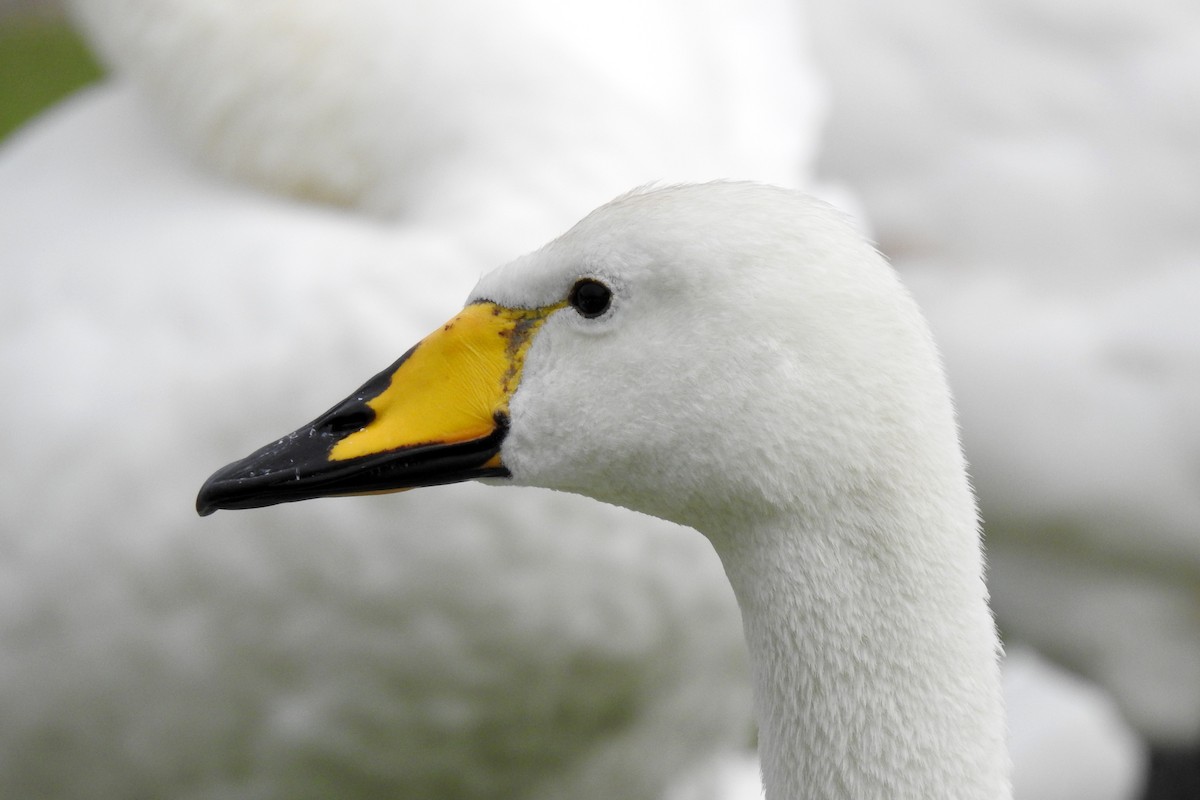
[{"left": 195, "top": 414, "right": 511, "bottom": 517}]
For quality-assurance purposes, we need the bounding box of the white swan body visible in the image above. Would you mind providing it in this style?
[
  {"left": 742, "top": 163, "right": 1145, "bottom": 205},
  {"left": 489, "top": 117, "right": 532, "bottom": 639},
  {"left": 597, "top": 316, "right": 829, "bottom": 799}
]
[
  {"left": 69, "top": 0, "right": 820, "bottom": 228},
  {"left": 0, "top": 86, "right": 761, "bottom": 800},
  {"left": 1004, "top": 646, "right": 1146, "bottom": 800},
  {"left": 812, "top": 0, "right": 1200, "bottom": 744},
  {"left": 200, "top": 182, "right": 1012, "bottom": 799},
  {"left": 7, "top": 2, "right": 823, "bottom": 795}
]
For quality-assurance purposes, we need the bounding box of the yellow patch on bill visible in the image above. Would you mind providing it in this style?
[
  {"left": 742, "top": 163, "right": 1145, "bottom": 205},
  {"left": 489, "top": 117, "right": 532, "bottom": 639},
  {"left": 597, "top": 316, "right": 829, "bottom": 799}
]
[{"left": 329, "top": 301, "right": 560, "bottom": 461}]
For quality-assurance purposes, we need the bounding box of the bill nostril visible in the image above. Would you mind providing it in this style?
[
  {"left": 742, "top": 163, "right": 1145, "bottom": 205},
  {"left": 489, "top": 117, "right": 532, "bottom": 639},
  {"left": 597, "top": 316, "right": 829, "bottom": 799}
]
[{"left": 323, "top": 406, "right": 373, "bottom": 435}]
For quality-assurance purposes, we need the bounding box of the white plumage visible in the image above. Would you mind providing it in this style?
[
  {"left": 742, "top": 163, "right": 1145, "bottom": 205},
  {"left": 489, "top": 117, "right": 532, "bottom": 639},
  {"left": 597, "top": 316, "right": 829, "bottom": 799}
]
[
  {"left": 1005, "top": 647, "right": 1146, "bottom": 800},
  {"left": 2, "top": 1, "right": 820, "bottom": 796},
  {"left": 0, "top": 81, "right": 759, "bottom": 800},
  {"left": 809, "top": 0, "right": 1200, "bottom": 746},
  {"left": 0, "top": 0, "right": 1148, "bottom": 797}
]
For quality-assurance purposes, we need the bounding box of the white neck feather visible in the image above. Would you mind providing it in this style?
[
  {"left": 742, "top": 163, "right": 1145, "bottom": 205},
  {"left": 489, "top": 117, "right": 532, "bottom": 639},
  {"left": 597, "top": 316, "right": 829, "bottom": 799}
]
[{"left": 705, "top": 474, "right": 1011, "bottom": 800}]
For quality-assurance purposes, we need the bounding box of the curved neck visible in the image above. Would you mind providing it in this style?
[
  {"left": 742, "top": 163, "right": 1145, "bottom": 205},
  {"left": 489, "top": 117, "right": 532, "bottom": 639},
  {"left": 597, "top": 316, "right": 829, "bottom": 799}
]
[{"left": 706, "top": 493, "right": 1011, "bottom": 800}]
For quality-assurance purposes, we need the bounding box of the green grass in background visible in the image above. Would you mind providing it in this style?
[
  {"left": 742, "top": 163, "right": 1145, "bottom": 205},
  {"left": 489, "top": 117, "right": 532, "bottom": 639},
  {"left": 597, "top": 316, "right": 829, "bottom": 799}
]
[{"left": 0, "top": 16, "right": 104, "bottom": 141}]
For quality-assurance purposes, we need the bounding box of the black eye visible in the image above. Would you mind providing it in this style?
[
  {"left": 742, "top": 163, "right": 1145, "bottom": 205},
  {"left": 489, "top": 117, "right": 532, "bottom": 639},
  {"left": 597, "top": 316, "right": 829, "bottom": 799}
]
[{"left": 568, "top": 279, "right": 612, "bottom": 318}]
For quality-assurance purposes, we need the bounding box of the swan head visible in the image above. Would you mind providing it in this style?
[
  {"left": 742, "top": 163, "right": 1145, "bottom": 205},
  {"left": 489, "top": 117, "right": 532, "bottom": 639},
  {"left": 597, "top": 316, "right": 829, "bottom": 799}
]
[{"left": 198, "top": 182, "right": 952, "bottom": 537}]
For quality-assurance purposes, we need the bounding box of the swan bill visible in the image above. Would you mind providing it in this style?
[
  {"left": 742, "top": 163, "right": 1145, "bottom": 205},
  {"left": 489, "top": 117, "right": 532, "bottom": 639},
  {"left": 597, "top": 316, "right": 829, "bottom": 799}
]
[{"left": 195, "top": 302, "right": 556, "bottom": 516}]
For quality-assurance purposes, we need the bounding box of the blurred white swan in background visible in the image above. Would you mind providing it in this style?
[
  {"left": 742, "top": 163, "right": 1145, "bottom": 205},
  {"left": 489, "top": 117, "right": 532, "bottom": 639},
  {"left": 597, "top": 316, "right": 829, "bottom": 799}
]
[
  {"left": 68, "top": 0, "right": 821, "bottom": 231},
  {"left": 1, "top": 2, "right": 815, "bottom": 798},
  {"left": 808, "top": 0, "right": 1200, "bottom": 751},
  {"left": 0, "top": 0, "right": 1147, "bottom": 797}
]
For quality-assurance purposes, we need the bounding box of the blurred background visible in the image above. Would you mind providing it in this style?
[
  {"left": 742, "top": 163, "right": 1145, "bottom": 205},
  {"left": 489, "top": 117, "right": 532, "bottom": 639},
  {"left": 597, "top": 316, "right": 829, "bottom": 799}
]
[{"left": 1, "top": 1, "right": 1196, "bottom": 798}]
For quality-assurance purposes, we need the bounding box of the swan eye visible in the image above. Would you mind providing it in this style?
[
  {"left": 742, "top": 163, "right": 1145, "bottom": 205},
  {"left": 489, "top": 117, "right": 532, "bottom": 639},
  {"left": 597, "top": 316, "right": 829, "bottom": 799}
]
[{"left": 568, "top": 279, "right": 612, "bottom": 318}]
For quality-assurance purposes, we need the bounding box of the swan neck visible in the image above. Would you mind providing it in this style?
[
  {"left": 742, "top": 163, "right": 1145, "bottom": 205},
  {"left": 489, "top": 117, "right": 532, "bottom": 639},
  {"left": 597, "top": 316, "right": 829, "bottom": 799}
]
[{"left": 708, "top": 505, "right": 1011, "bottom": 800}]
